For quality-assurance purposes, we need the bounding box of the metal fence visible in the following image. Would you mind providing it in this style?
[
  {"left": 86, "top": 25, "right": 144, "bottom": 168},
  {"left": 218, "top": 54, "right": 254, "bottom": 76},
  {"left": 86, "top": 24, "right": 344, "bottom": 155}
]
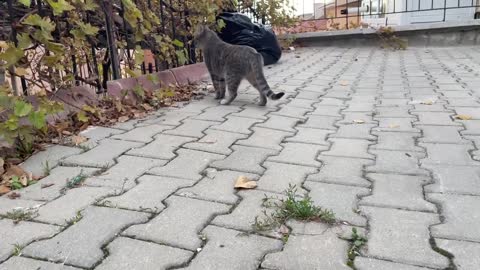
[
  {"left": 0, "top": 0, "right": 199, "bottom": 95},
  {"left": 295, "top": 0, "right": 480, "bottom": 29}
]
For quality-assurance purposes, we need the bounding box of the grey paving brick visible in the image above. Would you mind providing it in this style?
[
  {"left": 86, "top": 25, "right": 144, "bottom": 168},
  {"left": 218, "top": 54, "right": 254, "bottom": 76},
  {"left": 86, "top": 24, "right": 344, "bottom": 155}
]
[
  {"left": 96, "top": 237, "right": 193, "bottom": 270},
  {"left": 113, "top": 118, "right": 141, "bottom": 130},
  {"left": 211, "top": 145, "right": 277, "bottom": 174},
  {"left": 436, "top": 239, "right": 480, "bottom": 270},
  {"left": 193, "top": 105, "right": 241, "bottom": 122},
  {"left": 0, "top": 219, "right": 60, "bottom": 261},
  {"left": 183, "top": 225, "right": 282, "bottom": 270},
  {"left": 367, "top": 150, "right": 428, "bottom": 175},
  {"left": 424, "top": 164, "right": 480, "bottom": 195},
  {"left": 84, "top": 156, "right": 166, "bottom": 190},
  {"left": 294, "top": 90, "right": 324, "bottom": 100},
  {"left": 309, "top": 105, "right": 343, "bottom": 117},
  {"left": 316, "top": 97, "right": 345, "bottom": 106},
  {"left": 123, "top": 196, "right": 229, "bottom": 250},
  {"left": 0, "top": 257, "right": 80, "bottom": 270},
  {"left": 163, "top": 119, "right": 217, "bottom": 138},
  {"left": 447, "top": 98, "right": 480, "bottom": 107},
  {"left": 35, "top": 186, "right": 114, "bottom": 225},
  {"left": 306, "top": 181, "right": 369, "bottom": 226},
  {"left": 102, "top": 175, "right": 193, "bottom": 213},
  {"left": 344, "top": 103, "right": 376, "bottom": 112},
  {"left": 138, "top": 110, "right": 197, "bottom": 126},
  {"left": 428, "top": 193, "right": 480, "bottom": 242},
  {"left": 298, "top": 115, "right": 340, "bottom": 130},
  {"left": 20, "top": 145, "right": 82, "bottom": 178},
  {"left": 308, "top": 156, "right": 372, "bottom": 187},
  {"left": 418, "top": 126, "right": 467, "bottom": 144},
  {"left": 371, "top": 132, "right": 423, "bottom": 152},
  {"left": 379, "top": 98, "right": 410, "bottom": 106},
  {"left": 284, "top": 127, "right": 332, "bottom": 146},
  {"left": 374, "top": 117, "right": 420, "bottom": 133},
  {"left": 443, "top": 91, "right": 472, "bottom": 98},
  {"left": 420, "top": 143, "right": 478, "bottom": 166},
  {"left": 17, "top": 166, "right": 99, "bottom": 201},
  {"left": 285, "top": 98, "right": 316, "bottom": 109},
  {"left": 337, "top": 112, "right": 375, "bottom": 125},
  {"left": 323, "top": 138, "right": 374, "bottom": 159},
  {"left": 183, "top": 129, "right": 247, "bottom": 155},
  {"left": 62, "top": 139, "right": 143, "bottom": 168},
  {"left": 360, "top": 174, "right": 436, "bottom": 212},
  {"left": 0, "top": 198, "right": 42, "bottom": 216},
  {"left": 256, "top": 115, "right": 301, "bottom": 133},
  {"left": 380, "top": 92, "right": 406, "bottom": 98},
  {"left": 460, "top": 120, "right": 480, "bottom": 136},
  {"left": 236, "top": 127, "right": 293, "bottom": 151},
  {"left": 267, "top": 142, "right": 325, "bottom": 167},
  {"left": 413, "top": 112, "right": 461, "bottom": 126},
  {"left": 354, "top": 257, "right": 432, "bottom": 270},
  {"left": 330, "top": 124, "right": 376, "bottom": 140},
  {"left": 149, "top": 149, "right": 224, "bottom": 180},
  {"left": 177, "top": 170, "right": 259, "bottom": 205},
  {"left": 78, "top": 126, "right": 125, "bottom": 148},
  {"left": 270, "top": 105, "right": 311, "bottom": 119},
  {"left": 257, "top": 162, "right": 316, "bottom": 193},
  {"left": 262, "top": 221, "right": 351, "bottom": 270},
  {"left": 374, "top": 107, "right": 414, "bottom": 118},
  {"left": 127, "top": 134, "right": 195, "bottom": 160},
  {"left": 211, "top": 116, "right": 263, "bottom": 134},
  {"left": 212, "top": 189, "right": 282, "bottom": 233},
  {"left": 22, "top": 206, "right": 149, "bottom": 268},
  {"left": 230, "top": 106, "right": 273, "bottom": 120},
  {"left": 360, "top": 206, "right": 449, "bottom": 268},
  {"left": 111, "top": 124, "right": 172, "bottom": 143}
]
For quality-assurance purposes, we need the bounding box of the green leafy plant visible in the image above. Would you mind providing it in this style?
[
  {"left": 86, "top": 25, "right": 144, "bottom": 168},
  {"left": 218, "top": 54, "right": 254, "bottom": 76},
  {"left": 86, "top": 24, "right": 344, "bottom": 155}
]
[
  {"left": 376, "top": 27, "right": 407, "bottom": 50},
  {"left": 253, "top": 184, "right": 335, "bottom": 231},
  {"left": 3, "top": 207, "right": 38, "bottom": 223},
  {"left": 346, "top": 227, "right": 367, "bottom": 268},
  {"left": 12, "top": 244, "right": 22, "bottom": 256},
  {"left": 65, "top": 170, "right": 87, "bottom": 189}
]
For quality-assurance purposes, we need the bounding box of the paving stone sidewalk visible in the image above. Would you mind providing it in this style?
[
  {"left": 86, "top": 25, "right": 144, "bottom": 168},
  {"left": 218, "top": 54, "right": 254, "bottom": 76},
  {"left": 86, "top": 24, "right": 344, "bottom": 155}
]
[{"left": 2, "top": 46, "right": 480, "bottom": 270}]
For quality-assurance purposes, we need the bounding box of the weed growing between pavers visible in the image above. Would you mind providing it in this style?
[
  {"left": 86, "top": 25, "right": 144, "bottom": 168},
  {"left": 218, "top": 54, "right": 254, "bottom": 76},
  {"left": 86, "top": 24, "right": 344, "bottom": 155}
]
[
  {"left": 65, "top": 211, "right": 83, "bottom": 226},
  {"left": 253, "top": 184, "right": 335, "bottom": 233},
  {"left": 12, "top": 243, "right": 22, "bottom": 256},
  {"left": 65, "top": 171, "right": 88, "bottom": 189},
  {"left": 2, "top": 208, "right": 38, "bottom": 224},
  {"left": 345, "top": 227, "right": 367, "bottom": 268}
]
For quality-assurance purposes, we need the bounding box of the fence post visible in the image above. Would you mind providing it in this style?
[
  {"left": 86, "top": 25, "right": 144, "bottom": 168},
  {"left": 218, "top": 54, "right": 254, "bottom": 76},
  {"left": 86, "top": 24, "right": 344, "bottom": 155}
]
[{"left": 102, "top": 0, "right": 121, "bottom": 80}]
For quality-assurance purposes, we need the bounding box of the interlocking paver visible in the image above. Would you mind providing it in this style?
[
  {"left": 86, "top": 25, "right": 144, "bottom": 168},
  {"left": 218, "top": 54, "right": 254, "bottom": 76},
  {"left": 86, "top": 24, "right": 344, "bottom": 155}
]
[
  {"left": 262, "top": 221, "right": 351, "bottom": 270},
  {"left": 84, "top": 156, "right": 166, "bottom": 190},
  {"left": 371, "top": 132, "right": 423, "bottom": 152},
  {"left": 236, "top": 127, "right": 293, "bottom": 150},
  {"left": 62, "top": 139, "right": 143, "bottom": 167},
  {"left": 323, "top": 138, "right": 374, "bottom": 159},
  {"left": 230, "top": 106, "right": 275, "bottom": 120},
  {"left": 177, "top": 170, "right": 259, "bottom": 205},
  {"left": 336, "top": 112, "right": 375, "bottom": 124},
  {"left": 123, "top": 196, "right": 229, "bottom": 250},
  {"left": 284, "top": 127, "right": 332, "bottom": 146},
  {"left": 256, "top": 115, "right": 301, "bottom": 133},
  {"left": 111, "top": 124, "right": 172, "bottom": 142},
  {"left": 35, "top": 186, "right": 114, "bottom": 225},
  {"left": 149, "top": 149, "right": 224, "bottom": 180},
  {"left": 211, "top": 115, "right": 263, "bottom": 134},
  {"left": 211, "top": 145, "right": 277, "bottom": 174},
  {"left": 0, "top": 198, "right": 42, "bottom": 216},
  {"left": 102, "top": 175, "right": 193, "bottom": 212},
  {"left": 308, "top": 156, "right": 372, "bottom": 187},
  {"left": 257, "top": 162, "right": 316, "bottom": 193},
  {"left": 298, "top": 115, "right": 340, "bottom": 130},
  {"left": 20, "top": 145, "right": 82, "bottom": 178},
  {"left": 0, "top": 219, "right": 60, "bottom": 261},
  {"left": 15, "top": 166, "right": 99, "bottom": 201},
  {"left": 163, "top": 119, "right": 217, "bottom": 138},
  {"left": 330, "top": 124, "right": 376, "bottom": 140},
  {"left": 413, "top": 112, "right": 461, "bottom": 126},
  {"left": 375, "top": 107, "right": 414, "bottom": 118},
  {"left": 138, "top": 110, "right": 197, "bottom": 126},
  {"left": 424, "top": 164, "right": 480, "bottom": 195},
  {"left": 367, "top": 150, "right": 428, "bottom": 175},
  {"left": 267, "top": 142, "right": 325, "bottom": 167},
  {"left": 127, "top": 134, "right": 195, "bottom": 160},
  {"left": 193, "top": 105, "right": 241, "bottom": 122},
  {"left": 436, "top": 239, "right": 480, "bottom": 270},
  {"left": 183, "top": 225, "right": 282, "bottom": 270},
  {"left": 309, "top": 105, "right": 343, "bottom": 117},
  {"left": 79, "top": 126, "right": 125, "bottom": 147},
  {"left": 360, "top": 206, "right": 449, "bottom": 268},
  {"left": 374, "top": 117, "right": 420, "bottom": 133},
  {"left": 183, "top": 129, "right": 247, "bottom": 155},
  {"left": 306, "top": 181, "right": 369, "bottom": 226},
  {"left": 285, "top": 98, "right": 316, "bottom": 109},
  {"left": 354, "top": 257, "right": 432, "bottom": 270},
  {"left": 418, "top": 125, "right": 466, "bottom": 143},
  {"left": 360, "top": 174, "right": 436, "bottom": 212},
  {"left": 96, "top": 237, "right": 193, "bottom": 270},
  {"left": 0, "top": 257, "right": 80, "bottom": 270},
  {"left": 420, "top": 143, "right": 478, "bottom": 166},
  {"left": 22, "top": 206, "right": 149, "bottom": 268},
  {"left": 428, "top": 193, "right": 480, "bottom": 242}
]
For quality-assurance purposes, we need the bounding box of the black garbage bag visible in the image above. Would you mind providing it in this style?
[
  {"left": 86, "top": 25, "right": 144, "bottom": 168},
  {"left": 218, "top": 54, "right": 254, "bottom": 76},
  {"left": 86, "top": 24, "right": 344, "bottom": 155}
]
[{"left": 216, "top": 12, "right": 282, "bottom": 66}]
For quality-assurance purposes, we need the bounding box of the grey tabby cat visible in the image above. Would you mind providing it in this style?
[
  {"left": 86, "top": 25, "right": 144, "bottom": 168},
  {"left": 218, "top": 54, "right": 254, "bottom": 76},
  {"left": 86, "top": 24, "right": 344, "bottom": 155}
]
[{"left": 193, "top": 24, "right": 285, "bottom": 106}]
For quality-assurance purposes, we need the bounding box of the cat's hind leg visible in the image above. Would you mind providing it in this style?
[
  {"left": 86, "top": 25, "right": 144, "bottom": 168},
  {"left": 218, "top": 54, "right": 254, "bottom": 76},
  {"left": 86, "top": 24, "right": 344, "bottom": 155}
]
[
  {"left": 246, "top": 72, "right": 267, "bottom": 106},
  {"left": 220, "top": 74, "right": 241, "bottom": 105},
  {"left": 211, "top": 74, "right": 226, "bottom": 100}
]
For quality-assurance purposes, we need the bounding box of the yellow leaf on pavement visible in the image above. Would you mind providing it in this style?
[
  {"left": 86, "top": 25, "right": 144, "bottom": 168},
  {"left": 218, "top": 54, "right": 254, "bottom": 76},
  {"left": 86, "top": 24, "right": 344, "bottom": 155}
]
[{"left": 234, "top": 176, "right": 257, "bottom": 189}]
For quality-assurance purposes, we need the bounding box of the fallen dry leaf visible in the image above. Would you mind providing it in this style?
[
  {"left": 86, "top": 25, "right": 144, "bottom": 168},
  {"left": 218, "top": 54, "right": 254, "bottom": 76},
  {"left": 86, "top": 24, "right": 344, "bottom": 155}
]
[
  {"left": 1, "top": 165, "right": 28, "bottom": 183},
  {"left": 339, "top": 81, "right": 349, "bottom": 86},
  {"left": 455, "top": 114, "right": 472, "bottom": 120},
  {"left": 279, "top": 224, "right": 289, "bottom": 234},
  {"left": 234, "top": 176, "right": 257, "bottom": 189},
  {"left": 118, "top": 116, "right": 129, "bottom": 123},
  {"left": 7, "top": 192, "right": 20, "bottom": 199},
  {"left": 62, "top": 130, "right": 73, "bottom": 136},
  {"left": 353, "top": 119, "right": 365, "bottom": 124},
  {"left": 71, "top": 135, "right": 88, "bottom": 146},
  {"left": 0, "top": 185, "right": 10, "bottom": 195},
  {"left": 420, "top": 100, "right": 434, "bottom": 105},
  {"left": 388, "top": 124, "right": 400, "bottom": 128}
]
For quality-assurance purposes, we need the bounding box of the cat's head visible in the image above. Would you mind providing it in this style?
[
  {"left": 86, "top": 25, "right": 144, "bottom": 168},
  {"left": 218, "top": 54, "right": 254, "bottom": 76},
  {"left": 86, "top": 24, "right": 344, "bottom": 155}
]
[{"left": 193, "top": 24, "right": 215, "bottom": 49}]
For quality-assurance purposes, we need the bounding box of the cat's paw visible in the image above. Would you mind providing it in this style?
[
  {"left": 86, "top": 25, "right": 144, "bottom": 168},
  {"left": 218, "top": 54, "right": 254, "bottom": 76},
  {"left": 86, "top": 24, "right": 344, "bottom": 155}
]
[
  {"left": 220, "top": 99, "right": 230, "bottom": 105},
  {"left": 257, "top": 100, "right": 267, "bottom": 106},
  {"left": 271, "top": 92, "right": 285, "bottom": 100}
]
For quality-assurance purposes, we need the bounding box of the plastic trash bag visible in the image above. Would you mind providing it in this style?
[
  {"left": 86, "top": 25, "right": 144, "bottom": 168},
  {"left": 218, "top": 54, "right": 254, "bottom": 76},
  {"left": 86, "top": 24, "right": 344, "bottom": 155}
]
[{"left": 216, "top": 12, "right": 282, "bottom": 66}]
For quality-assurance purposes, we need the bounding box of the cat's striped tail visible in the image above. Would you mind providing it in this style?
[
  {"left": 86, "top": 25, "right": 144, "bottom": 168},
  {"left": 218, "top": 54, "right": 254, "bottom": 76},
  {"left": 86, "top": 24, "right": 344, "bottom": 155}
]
[{"left": 253, "top": 53, "right": 285, "bottom": 100}]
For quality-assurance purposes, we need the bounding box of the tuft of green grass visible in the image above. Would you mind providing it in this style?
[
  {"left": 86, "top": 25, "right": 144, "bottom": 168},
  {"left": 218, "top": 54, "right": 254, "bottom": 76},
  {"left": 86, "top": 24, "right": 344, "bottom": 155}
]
[
  {"left": 42, "top": 160, "right": 51, "bottom": 176},
  {"left": 12, "top": 244, "right": 22, "bottom": 256},
  {"left": 3, "top": 208, "right": 38, "bottom": 224},
  {"left": 346, "top": 227, "right": 367, "bottom": 268},
  {"left": 253, "top": 184, "right": 335, "bottom": 232},
  {"left": 65, "top": 170, "right": 87, "bottom": 189},
  {"left": 65, "top": 211, "right": 82, "bottom": 226}
]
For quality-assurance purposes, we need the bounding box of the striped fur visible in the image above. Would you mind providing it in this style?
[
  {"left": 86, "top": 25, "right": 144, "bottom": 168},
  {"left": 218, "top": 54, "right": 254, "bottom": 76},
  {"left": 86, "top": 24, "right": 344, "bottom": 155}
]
[{"left": 194, "top": 25, "right": 285, "bottom": 106}]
